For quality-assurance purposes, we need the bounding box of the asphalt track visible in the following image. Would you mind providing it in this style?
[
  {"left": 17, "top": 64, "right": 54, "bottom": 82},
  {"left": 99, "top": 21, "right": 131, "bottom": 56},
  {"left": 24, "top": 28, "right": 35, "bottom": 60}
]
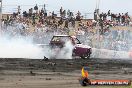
[
  {"left": 0, "top": 58, "right": 132, "bottom": 72},
  {"left": 0, "top": 58, "right": 132, "bottom": 88}
]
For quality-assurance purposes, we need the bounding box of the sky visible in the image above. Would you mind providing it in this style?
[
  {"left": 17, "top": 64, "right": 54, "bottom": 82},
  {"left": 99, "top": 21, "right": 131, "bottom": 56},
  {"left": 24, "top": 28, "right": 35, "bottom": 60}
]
[{"left": 2, "top": 0, "right": 132, "bottom": 18}]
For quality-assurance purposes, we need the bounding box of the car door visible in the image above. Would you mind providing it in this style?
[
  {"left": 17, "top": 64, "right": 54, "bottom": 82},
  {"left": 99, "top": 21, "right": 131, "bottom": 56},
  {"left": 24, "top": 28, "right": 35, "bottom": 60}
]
[{"left": 72, "top": 38, "right": 83, "bottom": 56}]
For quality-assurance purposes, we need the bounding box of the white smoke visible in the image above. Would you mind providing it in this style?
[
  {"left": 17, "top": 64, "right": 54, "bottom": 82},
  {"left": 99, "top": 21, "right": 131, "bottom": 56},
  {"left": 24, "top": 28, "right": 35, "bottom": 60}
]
[
  {"left": 0, "top": 22, "right": 74, "bottom": 59},
  {"left": 42, "top": 41, "right": 74, "bottom": 59},
  {"left": 55, "top": 41, "right": 74, "bottom": 59},
  {"left": 91, "top": 48, "right": 131, "bottom": 59},
  {"left": 0, "top": 34, "right": 74, "bottom": 59},
  {"left": 0, "top": 35, "right": 44, "bottom": 59}
]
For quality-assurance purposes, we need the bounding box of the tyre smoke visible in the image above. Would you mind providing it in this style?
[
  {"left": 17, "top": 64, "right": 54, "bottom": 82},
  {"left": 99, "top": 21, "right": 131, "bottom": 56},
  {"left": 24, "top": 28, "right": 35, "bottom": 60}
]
[
  {"left": 41, "top": 40, "right": 74, "bottom": 59},
  {"left": 55, "top": 41, "right": 74, "bottom": 59},
  {"left": 0, "top": 35, "right": 44, "bottom": 59}
]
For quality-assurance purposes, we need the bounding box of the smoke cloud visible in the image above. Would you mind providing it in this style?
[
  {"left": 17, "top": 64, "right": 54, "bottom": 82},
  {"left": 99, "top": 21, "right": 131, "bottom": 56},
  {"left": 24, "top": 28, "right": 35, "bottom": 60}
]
[
  {"left": 55, "top": 41, "right": 74, "bottom": 59},
  {"left": 41, "top": 40, "right": 74, "bottom": 59},
  {"left": 0, "top": 35, "right": 44, "bottom": 59},
  {"left": 0, "top": 34, "right": 74, "bottom": 59}
]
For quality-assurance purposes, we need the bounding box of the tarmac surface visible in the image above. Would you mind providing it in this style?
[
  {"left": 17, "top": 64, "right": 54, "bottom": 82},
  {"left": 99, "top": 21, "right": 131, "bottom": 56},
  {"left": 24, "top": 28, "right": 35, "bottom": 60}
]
[{"left": 0, "top": 58, "right": 132, "bottom": 88}]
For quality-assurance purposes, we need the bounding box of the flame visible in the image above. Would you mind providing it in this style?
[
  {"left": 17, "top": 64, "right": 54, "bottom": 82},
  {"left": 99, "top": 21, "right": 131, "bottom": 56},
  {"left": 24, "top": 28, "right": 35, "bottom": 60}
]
[{"left": 81, "top": 67, "right": 89, "bottom": 78}]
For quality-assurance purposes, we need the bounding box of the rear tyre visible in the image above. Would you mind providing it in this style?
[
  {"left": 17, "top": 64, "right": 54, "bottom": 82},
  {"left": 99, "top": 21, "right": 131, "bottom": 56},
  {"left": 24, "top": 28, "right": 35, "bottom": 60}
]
[{"left": 81, "top": 53, "right": 91, "bottom": 59}]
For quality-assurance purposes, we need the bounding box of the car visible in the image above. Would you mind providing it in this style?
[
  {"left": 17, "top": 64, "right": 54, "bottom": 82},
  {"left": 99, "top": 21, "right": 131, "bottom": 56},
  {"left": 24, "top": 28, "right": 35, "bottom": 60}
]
[{"left": 49, "top": 35, "right": 92, "bottom": 59}]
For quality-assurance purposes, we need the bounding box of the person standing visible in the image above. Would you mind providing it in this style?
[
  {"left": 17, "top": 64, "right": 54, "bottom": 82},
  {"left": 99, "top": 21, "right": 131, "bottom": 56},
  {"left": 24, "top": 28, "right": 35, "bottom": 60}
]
[
  {"left": 34, "top": 4, "right": 38, "bottom": 14},
  {"left": 60, "top": 7, "right": 63, "bottom": 17}
]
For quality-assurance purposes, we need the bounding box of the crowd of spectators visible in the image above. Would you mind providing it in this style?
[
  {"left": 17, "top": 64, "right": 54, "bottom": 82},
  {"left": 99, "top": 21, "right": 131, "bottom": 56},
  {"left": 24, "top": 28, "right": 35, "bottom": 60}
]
[
  {"left": 94, "top": 9, "right": 132, "bottom": 34},
  {"left": 2, "top": 5, "right": 132, "bottom": 36},
  {"left": 1, "top": 5, "right": 132, "bottom": 51},
  {"left": 1, "top": 5, "right": 95, "bottom": 40},
  {"left": 1, "top": 5, "right": 86, "bottom": 43}
]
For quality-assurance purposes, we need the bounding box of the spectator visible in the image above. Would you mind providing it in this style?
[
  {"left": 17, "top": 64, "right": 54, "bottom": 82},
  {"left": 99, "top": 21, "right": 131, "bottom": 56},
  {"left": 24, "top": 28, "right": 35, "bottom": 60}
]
[
  {"left": 28, "top": 8, "right": 33, "bottom": 17},
  {"left": 52, "top": 11, "right": 55, "bottom": 19},
  {"left": 58, "top": 17, "right": 63, "bottom": 27},
  {"left": 34, "top": 4, "right": 38, "bottom": 14},
  {"left": 23, "top": 11, "right": 28, "bottom": 18},
  {"left": 32, "top": 13, "right": 36, "bottom": 26},
  {"left": 107, "top": 10, "right": 111, "bottom": 16},
  {"left": 60, "top": 7, "right": 63, "bottom": 17},
  {"left": 76, "top": 11, "right": 81, "bottom": 21},
  {"left": 121, "top": 13, "right": 125, "bottom": 24},
  {"left": 94, "top": 11, "right": 98, "bottom": 21},
  {"left": 64, "top": 19, "right": 69, "bottom": 28}
]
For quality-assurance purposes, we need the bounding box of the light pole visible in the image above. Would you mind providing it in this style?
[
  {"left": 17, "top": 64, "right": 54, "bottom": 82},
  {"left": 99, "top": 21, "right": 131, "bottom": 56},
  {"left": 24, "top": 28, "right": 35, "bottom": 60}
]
[
  {"left": 98, "top": 0, "right": 100, "bottom": 11},
  {"left": 0, "top": 0, "right": 2, "bottom": 30},
  {"left": 96, "top": 0, "right": 101, "bottom": 49},
  {"left": 96, "top": 0, "right": 100, "bottom": 12}
]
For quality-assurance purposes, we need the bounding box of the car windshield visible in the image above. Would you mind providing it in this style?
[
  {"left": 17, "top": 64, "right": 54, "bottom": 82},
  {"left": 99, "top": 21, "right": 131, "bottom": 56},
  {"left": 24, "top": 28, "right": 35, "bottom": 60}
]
[
  {"left": 51, "top": 36, "right": 81, "bottom": 44},
  {"left": 51, "top": 36, "right": 70, "bottom": 42}
]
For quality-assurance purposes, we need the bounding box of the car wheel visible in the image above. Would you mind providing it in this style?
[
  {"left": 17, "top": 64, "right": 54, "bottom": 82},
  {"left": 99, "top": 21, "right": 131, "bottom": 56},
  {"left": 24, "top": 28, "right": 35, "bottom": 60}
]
[{"left": 81, "top": 52, "right": 90, "bottom": 59}]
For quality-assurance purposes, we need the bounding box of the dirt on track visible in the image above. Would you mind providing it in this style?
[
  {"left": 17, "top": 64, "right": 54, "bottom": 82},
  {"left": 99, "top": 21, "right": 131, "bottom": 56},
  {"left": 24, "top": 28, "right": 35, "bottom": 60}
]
[{"left": 0, "top": 58, "right": 132, "bottom": 88}]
